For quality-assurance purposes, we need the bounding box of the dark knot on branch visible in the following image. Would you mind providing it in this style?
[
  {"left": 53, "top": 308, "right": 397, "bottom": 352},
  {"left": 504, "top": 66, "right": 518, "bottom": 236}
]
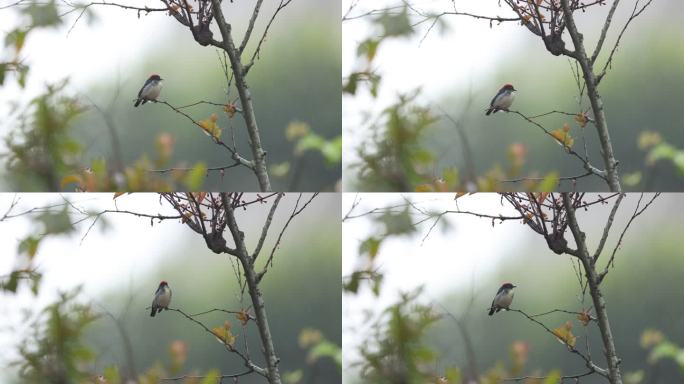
[{"left": 544, "top": 33, "right": 566, "bottom": 56}]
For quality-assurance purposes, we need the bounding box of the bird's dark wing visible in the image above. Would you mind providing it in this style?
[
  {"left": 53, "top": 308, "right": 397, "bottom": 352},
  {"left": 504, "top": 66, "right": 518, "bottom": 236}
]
[
  {"left": 489, "top": 91, "right": 500, "bottom": 108},
  {"left": 137, "top": 79, "right": 152, "bottom": 98}
]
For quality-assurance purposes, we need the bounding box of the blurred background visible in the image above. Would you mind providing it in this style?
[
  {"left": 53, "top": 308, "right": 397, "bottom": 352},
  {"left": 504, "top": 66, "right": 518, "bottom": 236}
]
[
  {"left": 343, "top": 0, "right": 684, "bottom": 191},
  {"left": 343, "top": 193, "right": 684, "bottom": 383},
  {"left": 0, "top": 0, "right": 341, "bottom": 191},
  {"left": 0, "top": 193, "right": 341, "bottom": 383}
]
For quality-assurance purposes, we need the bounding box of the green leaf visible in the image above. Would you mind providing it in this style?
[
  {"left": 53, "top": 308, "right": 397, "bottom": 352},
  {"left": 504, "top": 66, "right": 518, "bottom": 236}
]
[
  {"left": 18, "top": 236, "right": 41, "bottom": 258},
  {"left": 675, "top": 351, "right": 684, "bottom": 372},
  {"left": 374, "top": 8, "right": 413, "bottom": 37},
  {"left": 23, "top": 2, "right": 61, "bottom": 27},
  {"left": 103, "top": 365, "right": 121, "bottom": 384},
  {"left": 542, "top": 370, "right": 562, "bottom": 384},
  {"left": 5, "top": 29, "right": 29, "bottom": 52},
  {"left": 37, "top": 208, "right": 74, "bottom": 235},
  {"left": 673, "top": 151, "right": 684, "bottom": 173},
  {"left": 283, "top": 370, "right": 303, "bottom": 384},
  {"left": 359, "top": 237, "right": 382, "bottom": 259},
  {"left": 537, "top": 171, "right": 559, "bottom": 192},
  {"left": 648, "top": 143, "right": 675, "bottom": 163},
  {"left": 357, "top": 38, "right": 380, "bottom": 61},
  {"left": 343, "top": 271, "right": 360, "bottom": 294},
  {"left": 623, "top": 171, "right": 642, "bottom": 187},
  {"left": 0, "top": 63, "right": 6, "bottom": 85},
  {"left": 270, "top": 162, "right": 291, "bottom": 177},
  {"left": 377, "top": 208, "right": 414, "bottom": 235},
  {"left": 2, "top": 271, "right": 20, "bottom": 293},
  {"left": 296, "top": 133, "right": 325, "bottom": 152},
  {"left": 183, "top": 162, "right": 207, "bottom": 190},
  {"left": 309, "top": 340, "right": 342, "bottom": 368},
  {"left": 343, "top": 72, "right": 360, "bottom": 95},
  {"left": 320, "top": 136, "right": 342, "bottom": 165},
  {"left": 649, "top": 341, "right": 679, "bottom": 363},
  {"left": 200, "top": 370, "right": 220, "bottom": 384}
]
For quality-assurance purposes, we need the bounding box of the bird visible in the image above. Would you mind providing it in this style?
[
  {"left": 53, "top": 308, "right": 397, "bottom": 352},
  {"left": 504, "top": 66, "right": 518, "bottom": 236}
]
[
  {"left": 485, "top": 84, "right": 517, "bottom": 115},
  {"left": 134, "top": 74, "right": 163, "bottom": 107},
  {"left": 488, "top": 282, "right": 516, "bottom": 316},
  {"left": 150, "top": 280, "right": 172, "bottom": 317}
]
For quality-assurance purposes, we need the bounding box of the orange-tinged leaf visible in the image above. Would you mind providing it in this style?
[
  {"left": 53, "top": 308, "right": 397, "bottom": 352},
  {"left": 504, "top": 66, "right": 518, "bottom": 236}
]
[
  {"left": 211, "top": 321, "right": 236, "bottom": 346},
  {"left": 575, "top": 112, "right": 588, "bottom": 128},
  {"left": 536, "top": 192, "right": 549, "bottom": 204},
  {"left": 113, "top": 192, "right": 126, "bottom": 199},
  {"left": 552, "top": 321, "right": 577, "bottom": 348},
  {"left": 562, "top": 122, "right": 570, "bottom": 132},
  {"left": 236, "top": 309, "right": 250, "bottom": 326},
  {"left": 454, "top": 192, "right": 467, "bottom": 200},
  {"left": 577, "top": 310, "right": 592, "bottom": 326},
  {"left": 223, "top": 103, "right": 237, "bottom": 118},
  {"left": 523, "top": 212, "right": 534, "bottom": 223},
  {"left": 550, "top": 129, "right": 575, "bottom": 148}
]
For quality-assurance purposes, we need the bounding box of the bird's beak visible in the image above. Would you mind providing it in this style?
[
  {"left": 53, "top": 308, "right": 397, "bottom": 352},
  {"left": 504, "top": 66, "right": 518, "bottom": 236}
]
[{"left": 512, "top": 285, "right": 517, "bottom": 288}]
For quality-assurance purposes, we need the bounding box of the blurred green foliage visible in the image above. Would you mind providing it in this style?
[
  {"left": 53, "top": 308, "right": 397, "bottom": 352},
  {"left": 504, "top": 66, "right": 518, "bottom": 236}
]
[
  {"left": 1, "top": 0, "right": 341, "bottom": 191},
  {"left": 12, "top": 288, "right": 99, "bottom": 383},
  {"left": 344, "top": 2, "right": 684, "bottom": 191},
  {"left": 344, "top": 194, "right": 684, "bottom": 383},
  {"left": 344, "top": 6, "right": 562, "bottom": 192}
]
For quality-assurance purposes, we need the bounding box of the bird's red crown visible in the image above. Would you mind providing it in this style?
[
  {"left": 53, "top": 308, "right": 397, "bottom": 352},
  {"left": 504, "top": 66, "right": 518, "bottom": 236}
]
[
  {"left": 149, "top": 74, "right": 162, "bottom": 81},
  {"left": 159, "top": 280, "right": 168, "bottom": 286}
]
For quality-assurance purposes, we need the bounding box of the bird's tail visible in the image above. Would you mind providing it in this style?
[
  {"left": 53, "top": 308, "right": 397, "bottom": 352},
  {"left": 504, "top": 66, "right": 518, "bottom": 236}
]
[
  {"left": 488, "top": 307, "right": 495, "bottom": 316},
  {"left": 150, "top": 307, "right": 156, "bottom": 317},
  {"left": 134, "top": 99, "right": 142, "bottom": 107},
  {"left": 485, "top": 108, "right": 493, "bottom": 116}
]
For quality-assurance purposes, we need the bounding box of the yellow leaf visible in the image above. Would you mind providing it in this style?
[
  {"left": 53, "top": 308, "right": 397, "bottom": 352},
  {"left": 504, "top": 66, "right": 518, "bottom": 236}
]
[
  {"left": 575, "top": 112, "right": 588, "bottom": 128},
  {"left": 550, "top": 129, "right": 575, "bottom": 148},
  {"left": 223, "top": 103, "right": 237, "bottom": 118},
  {"left": 236, "top": 310, "right": 250, "bottom": 326},
  {"left": 552, "top": 321, "right": 577, "bottom": 348},
  {"left": 286, "top": 121, "right": 311, "bottom": 141},
  {"left": 536, "top": 192, "right": 549, "bottom": 204},
  {"left": 577, "top": 310, "right": 592, "bottom": 326}
]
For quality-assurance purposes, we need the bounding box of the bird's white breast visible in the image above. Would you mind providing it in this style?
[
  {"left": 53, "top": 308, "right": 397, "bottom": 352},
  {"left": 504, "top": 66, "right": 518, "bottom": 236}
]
[
  {"left": 494, "top": 91, "right": 516, "bottom": 109},
  {"left": 497, "top": 289, "right": 515, "bottom": 308},
  {"left": 156, "top": 286, "right": 172, "bottom": 307},
  {"left": 142, "top": 81, "right": 163, "bottom": 100}
]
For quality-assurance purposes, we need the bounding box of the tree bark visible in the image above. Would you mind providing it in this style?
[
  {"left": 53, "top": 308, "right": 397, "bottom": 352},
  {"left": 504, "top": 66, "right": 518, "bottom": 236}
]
[
  {"left": 223, "top": 195, "right": 282, "bottom": 384},
  {"left": 211, "top": 0, "right": 272, "bottom": 192},
  {"left": 560, "top": 0, "right": 621, "bottom": 192},
  {"left": 562, "top": 194, "right": 623, "bottom": 384}
]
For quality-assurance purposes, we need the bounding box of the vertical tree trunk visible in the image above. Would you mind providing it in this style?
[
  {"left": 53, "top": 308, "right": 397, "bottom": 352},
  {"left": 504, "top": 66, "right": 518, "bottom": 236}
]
[{"left": 562, "top": 194, "right": 623, "bottom": 384}]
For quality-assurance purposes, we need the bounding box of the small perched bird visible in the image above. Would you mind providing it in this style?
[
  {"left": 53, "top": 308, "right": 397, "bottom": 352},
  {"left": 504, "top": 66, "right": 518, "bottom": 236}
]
[
  {"left": 486, "top": 84, "right": 517, "bottom": 115},
  {"left": 134, "top": 74, "right": 163, "bottom": 107},
  {"left": 150, "top": 281, "right": 172, "bottom": 317},
  {"left": 489, "top": 282, "right": 516, "bottom": 316}
]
